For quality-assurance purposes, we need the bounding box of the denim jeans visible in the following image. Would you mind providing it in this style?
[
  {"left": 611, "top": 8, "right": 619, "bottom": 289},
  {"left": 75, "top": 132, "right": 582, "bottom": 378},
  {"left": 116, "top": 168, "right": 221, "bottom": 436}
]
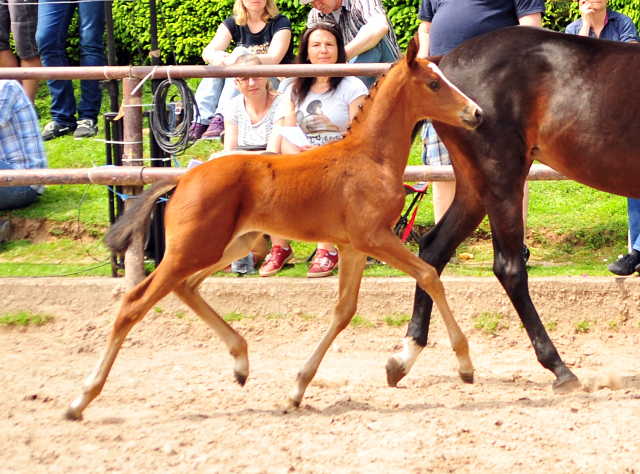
[
  {"left": 0, "top": 161, "right": 38, "bottom": 210},
  {"left": 36, "top": 0, "right": 105, "bottom": 127},
  {"left": 628, "top": 198, "right": 640, "bottom": 252},
  {"left": 350, "top": 39, "right": 397, "bottom": 88},
  {"left": 194, "top": 47, "right": 256, "bottom": 124},
  {"left": 194, "top": 77, "right": 239, "bottom": 124}
]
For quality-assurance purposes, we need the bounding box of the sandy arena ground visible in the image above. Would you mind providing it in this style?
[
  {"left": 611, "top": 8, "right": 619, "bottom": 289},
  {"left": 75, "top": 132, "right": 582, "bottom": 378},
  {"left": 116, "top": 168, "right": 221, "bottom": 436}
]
[{"left": 2, "top": 277, "right": 640, "bottom": 473}]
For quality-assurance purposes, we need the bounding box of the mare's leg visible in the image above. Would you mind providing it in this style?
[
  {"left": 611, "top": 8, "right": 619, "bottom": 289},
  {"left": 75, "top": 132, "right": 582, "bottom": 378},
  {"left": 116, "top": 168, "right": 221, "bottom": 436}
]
[
  {"left": 359, "top": 230, "right": 474, "bottom": 383},
  {"left": 387, "top": 188, "right": 486, "bottom": 386},
  {"left": 172, "top": 232, "right": 263, "bottom": 386},
  {"left": 484, "top": 193, "right": 580, "bottom": 393},
  {"left": 66, "top": 260, "right": 189, "bottom": 420},
  {"left": 287, "top": 245, "right": 367, "bottom": 408}
]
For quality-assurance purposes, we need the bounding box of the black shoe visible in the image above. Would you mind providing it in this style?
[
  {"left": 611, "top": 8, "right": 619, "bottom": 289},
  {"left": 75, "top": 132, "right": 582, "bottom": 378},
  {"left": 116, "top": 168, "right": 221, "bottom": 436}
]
[
  {"left": 608, "top": 253, "right": 639, "bottom": 276},
  {"left": 523, "top": 245, "right": 530, "bottom": 264},
  {"left": 42, "top": 121, "right": 76, "bottom": 141}
]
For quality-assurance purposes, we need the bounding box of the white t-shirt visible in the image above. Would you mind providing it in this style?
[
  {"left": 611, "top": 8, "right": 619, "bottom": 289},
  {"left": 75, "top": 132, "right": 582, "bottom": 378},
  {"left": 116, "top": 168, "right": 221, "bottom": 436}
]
[
  {"left": 283, "top": 76, "right": 368, "bottom": 147},
  {"left": 224, "top": 93, "right": 286, "bottom": 148}
]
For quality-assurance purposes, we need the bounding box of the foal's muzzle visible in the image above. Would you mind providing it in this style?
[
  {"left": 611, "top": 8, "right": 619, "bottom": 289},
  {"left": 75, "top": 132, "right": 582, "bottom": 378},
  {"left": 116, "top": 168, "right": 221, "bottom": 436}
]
[{"left": 461, "top": 103, "right": 483, "bottom": 129}]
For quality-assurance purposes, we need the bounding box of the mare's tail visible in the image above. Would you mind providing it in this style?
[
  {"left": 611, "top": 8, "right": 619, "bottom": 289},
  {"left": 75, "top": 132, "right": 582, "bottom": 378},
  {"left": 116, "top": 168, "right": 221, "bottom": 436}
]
[{"left": 104, "top": 179, "right": 179, "bottom": 255}]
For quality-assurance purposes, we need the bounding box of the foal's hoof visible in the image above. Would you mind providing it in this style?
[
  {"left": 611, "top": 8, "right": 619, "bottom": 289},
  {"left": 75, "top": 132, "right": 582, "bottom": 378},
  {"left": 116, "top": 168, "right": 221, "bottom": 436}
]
[
  {"left": 552, "top": 375, "right": 582, "bottom": 394},
  {"left": 285, "top": 397, "right": 301, "bottom": 410},
  {"left": 458, "top": 370, "right": 474, "bottom": 384},
  {"left": 64, "top": 406, "right": 83, "bottom": 421},
  {"left": 234, "top": 370, "right": 248, "bottom": 387},
  {"left": 385, "top": 356, "right": 407, "bottom": 387}
]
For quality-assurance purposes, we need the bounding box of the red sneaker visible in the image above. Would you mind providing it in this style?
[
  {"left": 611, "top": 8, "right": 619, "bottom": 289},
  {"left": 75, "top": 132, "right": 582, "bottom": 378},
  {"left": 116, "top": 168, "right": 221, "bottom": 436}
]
[
  {"left": 306, "top": 249, "right": 338, "bottom": 278},
  {"left": 259, "top": 246, "right": 293, "bottom": 277}
]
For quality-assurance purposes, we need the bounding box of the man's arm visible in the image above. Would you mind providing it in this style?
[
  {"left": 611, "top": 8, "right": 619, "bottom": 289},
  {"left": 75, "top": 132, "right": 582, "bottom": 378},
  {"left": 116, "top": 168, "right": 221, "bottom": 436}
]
[
  {"left": 344, "top": 13, "right": 389, "bottom": 60},
  {"left": 518, "top": 12, "right": 542, "bottom": 27},
  {"left": 417, "top": 21, "right": 430, "bottom": 59}
]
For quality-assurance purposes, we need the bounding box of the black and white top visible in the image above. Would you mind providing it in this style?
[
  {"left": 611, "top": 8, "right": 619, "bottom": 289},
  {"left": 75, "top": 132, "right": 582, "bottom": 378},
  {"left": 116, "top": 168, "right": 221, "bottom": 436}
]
[
  {"left": 224, "top": 94, "right": 286, "bottom": 148},
  {"left": 223, "top": 14, "right": 295, "bottom": 64},
  {"left": 307, "top": 0, "right": 401, "bottom": 60}
]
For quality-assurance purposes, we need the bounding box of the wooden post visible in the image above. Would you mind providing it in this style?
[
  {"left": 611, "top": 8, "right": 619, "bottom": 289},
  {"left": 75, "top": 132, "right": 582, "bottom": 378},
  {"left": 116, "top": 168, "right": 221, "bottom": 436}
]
[{"left": 122, "top": 77, "right": 146, "bottom": 289}]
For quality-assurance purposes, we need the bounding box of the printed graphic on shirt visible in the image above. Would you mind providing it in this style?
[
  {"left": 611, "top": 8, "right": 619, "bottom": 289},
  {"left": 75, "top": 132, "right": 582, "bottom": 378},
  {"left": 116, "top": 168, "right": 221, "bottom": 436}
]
[
  {"left": 296, "top": 99, "right": 344, "bottom": 146},
  {"left": 248, "top": 43, "right": 269, "bottom": 55}
]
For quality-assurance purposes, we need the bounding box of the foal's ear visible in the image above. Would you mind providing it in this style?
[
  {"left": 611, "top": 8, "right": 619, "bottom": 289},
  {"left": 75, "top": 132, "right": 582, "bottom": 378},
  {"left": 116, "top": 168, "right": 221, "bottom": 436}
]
[{"left": 406, "top": 35, "right": 419, "bottom": 69}]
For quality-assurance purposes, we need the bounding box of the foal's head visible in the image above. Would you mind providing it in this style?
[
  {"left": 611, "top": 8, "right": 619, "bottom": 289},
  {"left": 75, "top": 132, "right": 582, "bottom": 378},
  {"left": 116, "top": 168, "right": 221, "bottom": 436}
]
[{"left": 400, "top": 36, "right": 483, "bottom": 130}]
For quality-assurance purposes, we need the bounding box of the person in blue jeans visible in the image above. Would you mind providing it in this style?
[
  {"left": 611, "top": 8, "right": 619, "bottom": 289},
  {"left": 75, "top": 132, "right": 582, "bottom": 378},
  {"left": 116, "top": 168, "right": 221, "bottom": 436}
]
[
  {"left": 303, "top": 0, "right": 400, "bottom": 88},
  {"left": 565, "top": 0, "right": 640, "bottom": 275},
  {"left": 0, "top": 80, "right": 47, "bottom": 217},
  {"left": 36, "top": 0, "right": 105, "bottom": 141}
]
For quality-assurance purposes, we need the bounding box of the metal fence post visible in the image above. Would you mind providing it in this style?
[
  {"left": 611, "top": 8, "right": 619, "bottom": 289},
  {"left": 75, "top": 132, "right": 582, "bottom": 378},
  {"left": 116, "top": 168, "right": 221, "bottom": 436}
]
[{"left": 122, "top": 77, "right": 146, "bottom": 289}]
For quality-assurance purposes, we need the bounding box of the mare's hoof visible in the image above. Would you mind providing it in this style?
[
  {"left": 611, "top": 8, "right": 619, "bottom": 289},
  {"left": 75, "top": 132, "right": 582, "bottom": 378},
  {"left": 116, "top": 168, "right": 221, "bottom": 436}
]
[
  {"left": 64, "top": 406, "right": 83, "bottom": 421},
  {"left": 385, "top": 356, "right": 407, "bottom": 387},
  {"left": 552, "top": 375, "right": 582, "bottom": 394},
  {"left": 459, "top": 371, "right": 474, "bottom": 384},
  {"left": 234, "top": 371, "right": 248, "bottom": 387}
]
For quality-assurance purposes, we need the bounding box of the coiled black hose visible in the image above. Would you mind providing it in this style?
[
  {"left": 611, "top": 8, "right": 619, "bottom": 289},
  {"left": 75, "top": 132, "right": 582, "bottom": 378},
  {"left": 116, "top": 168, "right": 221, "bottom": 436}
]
[{"left": 150, "top": 78, "right": 200, "bottom": 156}]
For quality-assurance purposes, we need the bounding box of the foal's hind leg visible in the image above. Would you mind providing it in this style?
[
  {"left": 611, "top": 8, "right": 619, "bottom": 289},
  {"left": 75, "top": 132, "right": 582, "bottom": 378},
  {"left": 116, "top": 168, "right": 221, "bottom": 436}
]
[
  {"left": 359, "top": 230, "right": 474, "bottom": 384},
  {"left": 287, "top": 245, "right": 367, "bottom": 408},
  {"left": 173, "top": 232, "right": 263, "bottom": 386},
  {"left": 65, "top": 262, "right": 187, "bottom": 420}
]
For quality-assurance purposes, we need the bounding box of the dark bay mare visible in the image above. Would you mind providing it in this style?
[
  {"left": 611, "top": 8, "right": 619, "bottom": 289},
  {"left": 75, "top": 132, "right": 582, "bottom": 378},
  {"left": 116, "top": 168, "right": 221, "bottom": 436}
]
[{"left": 387, "top": 26, "right": 640, "bottom": 393}]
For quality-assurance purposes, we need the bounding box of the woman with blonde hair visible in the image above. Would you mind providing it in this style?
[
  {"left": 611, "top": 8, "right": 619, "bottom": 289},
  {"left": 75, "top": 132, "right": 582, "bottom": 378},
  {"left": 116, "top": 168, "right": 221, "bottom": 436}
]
[
  {"left": 189, "top": 0, "right": 294, "bottom": 141},
  {"left": 209, "top": 53, "right": 286, "bottom": 274}
]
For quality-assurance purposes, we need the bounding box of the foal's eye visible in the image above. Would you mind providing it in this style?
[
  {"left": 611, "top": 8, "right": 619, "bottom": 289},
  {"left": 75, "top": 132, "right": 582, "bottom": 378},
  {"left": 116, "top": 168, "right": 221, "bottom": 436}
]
[{"left": 428, "top": 81, "right": 439, "bottom": 91}]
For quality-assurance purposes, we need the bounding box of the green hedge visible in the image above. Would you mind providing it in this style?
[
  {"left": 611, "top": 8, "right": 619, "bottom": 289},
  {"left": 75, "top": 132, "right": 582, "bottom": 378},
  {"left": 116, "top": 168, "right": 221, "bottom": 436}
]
[{"left": 106, "top": 0, "right": 640, "bottom": 65}]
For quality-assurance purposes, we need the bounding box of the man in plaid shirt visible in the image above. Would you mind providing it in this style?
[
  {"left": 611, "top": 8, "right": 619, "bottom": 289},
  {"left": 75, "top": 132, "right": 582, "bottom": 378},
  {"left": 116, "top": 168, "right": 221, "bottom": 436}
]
[
  {"left": 302, "top": 0, "right": 400, "bottom": 87},
  {"left": 0, "top": 80, "right": 47, "bottom": 211}
]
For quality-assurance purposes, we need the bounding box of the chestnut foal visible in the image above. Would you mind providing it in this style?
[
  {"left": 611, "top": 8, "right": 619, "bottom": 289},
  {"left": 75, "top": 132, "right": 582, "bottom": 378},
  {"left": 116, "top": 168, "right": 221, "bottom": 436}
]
[{"left": 65, "top": 37, "right": 482, "bottom": 420}]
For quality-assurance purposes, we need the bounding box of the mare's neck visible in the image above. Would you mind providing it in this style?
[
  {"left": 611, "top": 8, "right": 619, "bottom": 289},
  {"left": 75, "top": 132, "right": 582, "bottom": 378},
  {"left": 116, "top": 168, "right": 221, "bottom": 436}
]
[{"left": 349, "top": 73, "right": 417, "bottom": 177}]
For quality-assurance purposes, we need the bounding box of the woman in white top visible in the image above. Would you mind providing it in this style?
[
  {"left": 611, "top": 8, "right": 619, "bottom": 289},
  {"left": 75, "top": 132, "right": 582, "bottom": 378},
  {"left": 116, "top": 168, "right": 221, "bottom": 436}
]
[
  {"left": 210, "top": 53, "right": 285, "bottom": 273},
  {"left": 259, "top": 20, "right": 368, "bottom": 278},
  {"left": 210, "top": 53, "right": 285, "bottom": 159}
]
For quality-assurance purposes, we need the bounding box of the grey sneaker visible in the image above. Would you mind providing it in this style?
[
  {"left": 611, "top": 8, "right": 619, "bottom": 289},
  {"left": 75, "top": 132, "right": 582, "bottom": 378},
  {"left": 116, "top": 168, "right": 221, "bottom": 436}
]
[
  {"left": 0, "top": 220, "right": 10, "bottom": 243},
  {"left": 74, "top": 119, "right": 98, "bottom": 139},
  {"left": 42, "top": 121, "right": 75, "bottom": 141}
]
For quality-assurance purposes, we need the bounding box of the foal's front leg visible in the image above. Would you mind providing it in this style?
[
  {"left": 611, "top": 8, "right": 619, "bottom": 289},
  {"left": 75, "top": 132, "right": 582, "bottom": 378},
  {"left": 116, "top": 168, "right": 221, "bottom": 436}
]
[
  {"left": 287, "top": 245, "right": 368, "bottom": 408},
  {"left": 360, "top": 230, "right": 474, "bottom": 384}
]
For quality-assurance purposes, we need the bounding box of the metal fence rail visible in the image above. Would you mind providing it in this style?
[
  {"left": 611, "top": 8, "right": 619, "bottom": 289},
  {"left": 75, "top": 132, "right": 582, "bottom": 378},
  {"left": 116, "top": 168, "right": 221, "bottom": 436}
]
[{"left": 0, "top": 164, "right": 567, "bottom": 187}]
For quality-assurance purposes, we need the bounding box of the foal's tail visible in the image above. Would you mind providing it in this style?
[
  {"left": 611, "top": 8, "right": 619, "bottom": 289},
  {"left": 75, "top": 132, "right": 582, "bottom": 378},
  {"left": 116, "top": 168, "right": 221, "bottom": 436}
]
[{"left": 104, "top": 178, "right": 179, "bottom": 255}]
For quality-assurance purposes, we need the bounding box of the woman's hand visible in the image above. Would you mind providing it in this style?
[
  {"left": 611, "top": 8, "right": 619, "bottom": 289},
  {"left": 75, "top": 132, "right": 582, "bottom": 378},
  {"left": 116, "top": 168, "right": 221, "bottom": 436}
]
[
  {"left": 579, "top": 0, "right": 595, "bottom": 27},
  {"left": 298, "top": 144, "right": 317, "bottom": 152},
  {"left": 209, "top": 150, "right": 233, "bottom": 160}
]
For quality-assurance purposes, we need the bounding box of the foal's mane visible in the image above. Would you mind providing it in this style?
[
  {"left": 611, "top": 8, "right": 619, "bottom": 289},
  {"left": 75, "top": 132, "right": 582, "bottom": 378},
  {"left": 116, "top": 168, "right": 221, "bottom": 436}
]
[{"left": 343, "top": 61, "right": 400, "bottom": 137}]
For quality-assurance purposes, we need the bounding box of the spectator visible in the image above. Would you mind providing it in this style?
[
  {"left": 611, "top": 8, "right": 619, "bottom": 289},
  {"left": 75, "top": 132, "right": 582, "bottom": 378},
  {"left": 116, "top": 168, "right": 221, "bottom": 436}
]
[
  {"left": 208, "top": 53, "right": 286, "bottom": 274},
  {"left": 565, "top": 0, "right": 640, "bottom": 275},
  {"left": 260, "top": 20, "right": 367, "bottom": 278},
  {"left": 189, "top": 0, "right": 294, "bottom": 141},
  {"left": 567, "top": 0, "right": 639, "bottom": 40},
  {"left": 0, "top": 80, "right": 47, "bottom": 216},
  {"left": 0, "top": 0, "right": 42, "bottom": 101},
  {"left": 417, "top": 0, "right": 544, "bottom": 262},
  {"left": 303, "top": 0, "right": 400, "bottom": 88},
  {"left": 36, "top": 0, "right": 105, "bottom": 140}
]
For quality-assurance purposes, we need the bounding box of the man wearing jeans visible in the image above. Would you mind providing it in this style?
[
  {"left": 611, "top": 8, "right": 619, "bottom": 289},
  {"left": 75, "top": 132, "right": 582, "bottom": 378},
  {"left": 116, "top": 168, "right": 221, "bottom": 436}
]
[
  {"left": 303, "top": 0, "right": 400, "bottom": 87},
  {"left": 0, "top": 0, "right": 42, "bottom": 102},
  {"left": 36, "top": 0, "right": 105, "bottom": 141},
  {"left": 0, "top": 80, "right": 47, "bottom": 216}
]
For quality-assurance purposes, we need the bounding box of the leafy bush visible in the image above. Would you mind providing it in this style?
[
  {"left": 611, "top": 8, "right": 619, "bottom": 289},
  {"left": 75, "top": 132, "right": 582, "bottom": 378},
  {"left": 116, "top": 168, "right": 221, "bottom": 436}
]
[{"left": 59, "top": 1, "right": 640, "bottom": 65}]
